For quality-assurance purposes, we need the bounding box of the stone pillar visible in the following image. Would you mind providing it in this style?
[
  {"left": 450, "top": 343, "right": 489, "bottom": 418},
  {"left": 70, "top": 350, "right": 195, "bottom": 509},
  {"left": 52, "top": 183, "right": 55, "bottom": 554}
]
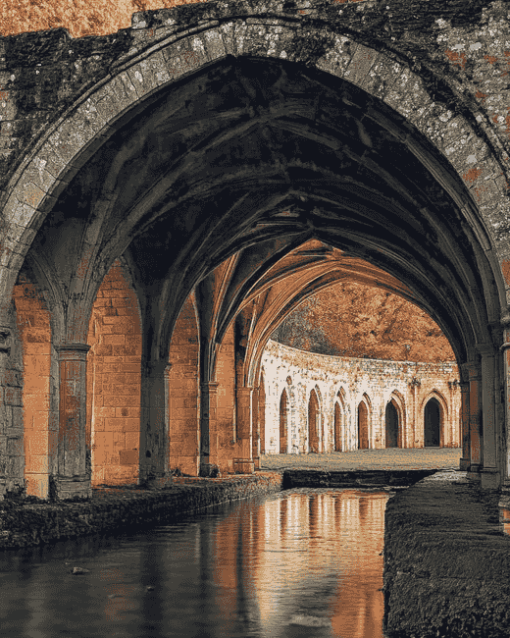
[
  {"left": 459, "top": 380, "right": 471, "bottom": 471},
  {"left": 233, "top": 386, "right": 254, "bottom": 474},
  {"left": 467, "top": 361, "right": 483, "bottom": 476},
  {"left": 409, "top": 378, "right": 421, "bottom": 447},
  {"left": 54, "top": 344, "right": 91, "bottom": 500},
  {"left": 140, "top": 360, "right": 173, "bottom": 488},
  {"left": 501, "top": 329, "right": 510, "bottom": 493},
  {"left": 251, "top": 387, "right": 260, "bottom": 469},
  {"left": 479, "top": 347, "right": 499, "bottom": 488},
  {"left": 200, "top": 382, "right": 219, "bottom": 476}
]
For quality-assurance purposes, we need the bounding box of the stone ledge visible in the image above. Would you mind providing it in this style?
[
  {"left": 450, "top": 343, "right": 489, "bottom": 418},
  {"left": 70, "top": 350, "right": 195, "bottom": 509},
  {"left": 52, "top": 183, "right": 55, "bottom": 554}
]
[
  {"left": 384, "top": 470, "right": 510, "bottom": 638},
  {"left": 0, "top": 472, "right": 284, "bottom": 550}
]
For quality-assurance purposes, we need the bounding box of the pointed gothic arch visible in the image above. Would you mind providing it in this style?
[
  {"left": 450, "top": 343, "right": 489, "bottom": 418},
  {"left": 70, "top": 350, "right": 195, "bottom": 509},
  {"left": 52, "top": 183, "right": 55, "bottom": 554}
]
[
  {"left": 358, "top": 394, "right": 371, "bottom": 450},
  {"left": 308, "top": 386, "right": 323, "bottom": 453}
]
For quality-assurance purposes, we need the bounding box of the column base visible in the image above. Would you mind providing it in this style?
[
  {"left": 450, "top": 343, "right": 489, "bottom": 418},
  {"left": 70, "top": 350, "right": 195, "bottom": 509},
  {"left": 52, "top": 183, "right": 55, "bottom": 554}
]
[
  {"left": 233, "top": 459, "right": 255, "bottom": 474},
  {"left": 253, "top": 456, "right": 260, "bottom": 470},
  {"left": 459, "top": 457, "right": 470, "bottom": 471},
  {"left": 199, "top": 463, "right": 221, "bottom": 478},
  {"left": 52, "top": 475, "right": 91, "bottom": 501},
  {"left": 480, "top": 468, "right": 500, "bottom": 490},
  {"left": 145, "top": 472, "right": 174, "bottom": 489}
]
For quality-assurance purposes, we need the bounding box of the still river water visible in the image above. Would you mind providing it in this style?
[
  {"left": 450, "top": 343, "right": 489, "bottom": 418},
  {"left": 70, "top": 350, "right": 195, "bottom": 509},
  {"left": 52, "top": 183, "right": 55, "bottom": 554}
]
[{"left": 1, "top": 488, "right": 390, "bottom": 638}]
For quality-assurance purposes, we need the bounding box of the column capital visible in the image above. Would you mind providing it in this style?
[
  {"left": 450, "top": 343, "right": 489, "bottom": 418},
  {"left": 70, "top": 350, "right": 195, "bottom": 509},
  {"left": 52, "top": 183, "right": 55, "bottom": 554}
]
[
  {"left": 144, "top": 359, "right": 171, "bottom": 376},
  {"left": 201, "top": 382, "right": 219, "bottom": 393},
  {"left": 475, "top": 342, "right": 495, "bottom": 357},
  {"left": 57, "top": 343, "right": 91, "bottom": 361},
  {"left": 237, "top": 386, "right": 253, "bottom": 395}
]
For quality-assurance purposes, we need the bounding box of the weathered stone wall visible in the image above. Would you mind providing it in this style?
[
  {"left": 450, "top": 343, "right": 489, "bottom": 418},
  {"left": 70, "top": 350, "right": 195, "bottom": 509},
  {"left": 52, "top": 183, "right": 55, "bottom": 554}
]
[
  {"left": 262, "top": 340, "right": 461, "bottom": 454},
  {"left": 13, "top": 274, "right": 56, "bottom": 499},
  {"left": 215, "top": 324, "right": 236, "bottom": 473},
  {"left": 86, "top": 259, "right": 142, "bottom": 486},
  {"left": 168, "top": 295, "right": 200, "bottom": 476},
  {"left": 0, "top": 302, "right": 25, "bottom": 499}
]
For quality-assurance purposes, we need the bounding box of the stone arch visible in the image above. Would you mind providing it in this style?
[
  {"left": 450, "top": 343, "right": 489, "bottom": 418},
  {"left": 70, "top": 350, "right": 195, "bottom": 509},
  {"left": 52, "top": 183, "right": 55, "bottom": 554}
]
[
  {"left": 168, "top": 292, "right": 200, "bottom": 476},
  {"left": 279, "top": 388, "right": 289, "bottom": 454},
  {"left": 421, "top": 391, "right": 448, "bottom": 448},
  {"left": 2, "top": 6, "right": 509, "bottom": 491},
  {"left": 308, "top": 386, "right": 323, "bottom": 454},
  {"left": 1, "top": 14, "right": 506, "bottom": 338},
  {"left": 358, "top": 394, "right": 371, "bottom": 450}
]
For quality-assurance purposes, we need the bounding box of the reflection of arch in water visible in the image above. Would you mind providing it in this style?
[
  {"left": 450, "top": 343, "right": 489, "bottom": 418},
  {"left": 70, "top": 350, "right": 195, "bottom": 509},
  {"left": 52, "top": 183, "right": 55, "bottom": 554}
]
[
  {"left": 308, "top": 386, "right": 323, "bottom": 453},
  {"left": 385, "top": 391, "right": 406, "bottom": 449},
  {"left": 423, "top": 394, "right": 446, "bottom": 448},
  {"left": 358, "top": 394, "right": 371, "bottom": 450},
  {"left": 279, "top": 388, "right": 289, "bottom": 454},
  {"left": 334, "top": 388, "right": 347, "bottom": 452}
]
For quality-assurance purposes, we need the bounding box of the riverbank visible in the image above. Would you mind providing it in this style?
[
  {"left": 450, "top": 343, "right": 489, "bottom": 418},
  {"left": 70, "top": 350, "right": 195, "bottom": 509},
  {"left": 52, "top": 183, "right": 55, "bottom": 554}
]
[
  {"left": 0, "top": 472, "right": 284, "bottom": 550},
  {"left": 384, "top": 470, "right": 510, "bottom": 638}
]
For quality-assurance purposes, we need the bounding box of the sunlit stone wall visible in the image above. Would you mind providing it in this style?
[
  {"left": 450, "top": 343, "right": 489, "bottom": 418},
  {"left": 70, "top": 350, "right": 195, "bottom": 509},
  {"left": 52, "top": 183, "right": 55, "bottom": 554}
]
[{"left": 261, "top": 340, "right": 461, "bottom": 454}]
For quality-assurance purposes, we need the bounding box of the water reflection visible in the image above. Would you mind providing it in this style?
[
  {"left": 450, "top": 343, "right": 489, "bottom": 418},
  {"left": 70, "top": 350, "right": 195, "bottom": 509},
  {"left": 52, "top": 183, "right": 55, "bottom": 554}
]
[{"left": 0, "top": 489, "right": 389, "bottom": 638}]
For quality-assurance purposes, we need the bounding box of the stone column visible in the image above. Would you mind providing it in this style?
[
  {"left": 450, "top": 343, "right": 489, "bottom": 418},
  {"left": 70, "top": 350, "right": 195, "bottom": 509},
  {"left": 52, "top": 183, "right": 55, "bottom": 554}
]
[
  {"left": 54, "top": 344, "right": 91, "bottom": 500},
  {"left": 500, "top": 326, "right": 510, "bottom": 493},
  {"left": 234, "top": 386, "right": 254, "bottom": 474},
  {"left": 140, "top": 360, "right": 173, "bottom": 488},
  {"left": 459, "top": 380, "right": 471, "bottom": 471},
  {"left": 478, "top": 346, "right": 499, "bottom": 488},
  {"left": 200, "top": 382, "right": 219, "bottom": 476},
  {"left": 409, "top": 378, "right": 421, "bottom": 447},
  {"left": 251, "top": 387, "right": 260, "bottom": 469},
  {"left": 467, "top": 361, "right": 483, "bottom": 475}
]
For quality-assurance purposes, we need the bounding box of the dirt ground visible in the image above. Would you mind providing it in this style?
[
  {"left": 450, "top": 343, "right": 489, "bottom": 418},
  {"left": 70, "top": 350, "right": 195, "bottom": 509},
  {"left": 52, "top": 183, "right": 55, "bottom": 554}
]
[{"left": 259, "top": 447, "right": 462, "bottom": 471}]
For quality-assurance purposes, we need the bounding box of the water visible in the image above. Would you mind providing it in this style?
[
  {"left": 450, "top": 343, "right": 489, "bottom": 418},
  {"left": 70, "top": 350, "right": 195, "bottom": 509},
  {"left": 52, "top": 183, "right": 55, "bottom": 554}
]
[{"left": 0, "top": 488, "right": 390, "bottom": 638}]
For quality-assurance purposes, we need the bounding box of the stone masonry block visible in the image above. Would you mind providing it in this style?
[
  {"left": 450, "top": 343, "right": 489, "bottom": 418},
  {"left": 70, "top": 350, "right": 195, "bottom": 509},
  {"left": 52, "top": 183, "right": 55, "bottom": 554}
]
[
  {"left": 7, "top": 454, "right": 24, "bottom": 478},
  {"left": 343, "top": 43, "right": 378, "bottom": 89},
  {"left": 26, "top": 453, "right": 49, "bottom": 474},
  {"left": 104, "top": 417, "right": 140, "bottom": 432},
  {"left": 4, "top": 387, "right": 21, "bottom": 406}
]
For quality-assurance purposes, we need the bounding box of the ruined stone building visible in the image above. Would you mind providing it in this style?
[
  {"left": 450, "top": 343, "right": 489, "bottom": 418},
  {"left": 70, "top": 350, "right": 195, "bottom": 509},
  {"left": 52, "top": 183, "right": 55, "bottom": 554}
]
[{"left": 1, "top": 0, "right": 510, "bottom": 499}]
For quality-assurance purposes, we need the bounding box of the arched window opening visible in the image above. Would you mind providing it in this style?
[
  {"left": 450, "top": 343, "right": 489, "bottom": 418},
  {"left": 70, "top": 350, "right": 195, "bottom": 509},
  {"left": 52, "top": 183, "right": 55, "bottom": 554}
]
[
  {"left": 424, "top": 398, "right": 441, "bottom": 447},
  {"left": 334, "top": 402, "right": 342, "bottom": 452},
  {"left": 385, "top": 401, "right": 399, "bottom": 449},
  {"left": 279, "top": 390, "right": 288, "bottom": 454},
  {"left": 308, "top": 389, "right": 320, "bottom": 453},
  {"left": 358, "top": 401, "right": 369, "bottom": 450}
]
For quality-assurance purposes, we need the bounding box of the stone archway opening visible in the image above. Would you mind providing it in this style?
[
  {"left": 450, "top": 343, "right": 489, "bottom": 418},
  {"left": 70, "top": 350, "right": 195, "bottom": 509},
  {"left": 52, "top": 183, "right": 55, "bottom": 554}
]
[
  {"left": 385, "top": 401, "right": 399, "bottom": 449},
  {"left": 334, "top": 401, "right": 342, "bottom": 452},
  {"left": 358, "top": 400, "right": 370, "bottom": 450},
  {"left": 308, "top": 389, "right": 321, "bottom": 453},
  {"left": 279, "top": 389, "right": 288, "bottom": 454},
  {"left": 424, "top": 398, "right": 442, "bottom": 448}
]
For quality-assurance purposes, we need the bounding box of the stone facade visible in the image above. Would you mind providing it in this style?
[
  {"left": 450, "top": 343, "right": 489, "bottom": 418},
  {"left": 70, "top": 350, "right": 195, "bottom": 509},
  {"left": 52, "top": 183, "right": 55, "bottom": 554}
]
[{"left": 261, "top": 340, "right": 461, "bottom": 455}]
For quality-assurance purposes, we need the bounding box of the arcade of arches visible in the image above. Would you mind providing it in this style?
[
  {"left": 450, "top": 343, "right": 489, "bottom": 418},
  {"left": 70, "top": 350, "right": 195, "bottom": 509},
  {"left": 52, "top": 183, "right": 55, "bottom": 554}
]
[{"left": 2, "top": 0, "right": 510, "bottom": 500}]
